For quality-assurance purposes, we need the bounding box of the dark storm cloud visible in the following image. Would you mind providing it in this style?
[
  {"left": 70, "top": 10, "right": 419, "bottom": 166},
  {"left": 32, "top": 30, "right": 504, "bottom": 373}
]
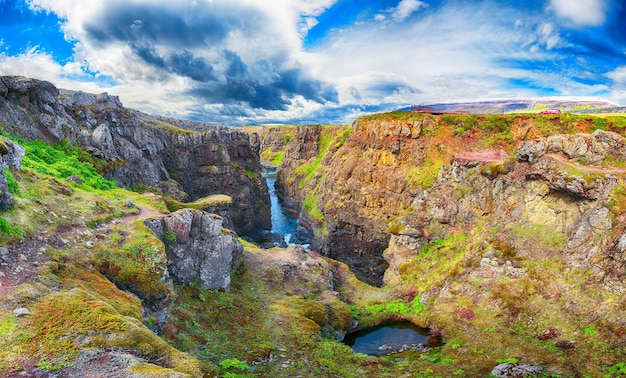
[
  {"left": 190, "top": 66, "right": 338, "bottom": 111},
  {"left": 80, "top": 0, "right": 338, "bottom": 111},
  {"left": 83, "top": 1, "right": 260, "bottom": 47},
  {"left": 223, "top": 50, "right": 248, "bottom": 78},
  {"left": 190, "top": 51, "right": 338, "bottom": 111}
]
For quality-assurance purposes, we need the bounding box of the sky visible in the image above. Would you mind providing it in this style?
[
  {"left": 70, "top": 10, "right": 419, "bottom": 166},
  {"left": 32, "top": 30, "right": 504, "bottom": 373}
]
[{"left": 0, "top": 0, "right": 625, "bottom": 125}]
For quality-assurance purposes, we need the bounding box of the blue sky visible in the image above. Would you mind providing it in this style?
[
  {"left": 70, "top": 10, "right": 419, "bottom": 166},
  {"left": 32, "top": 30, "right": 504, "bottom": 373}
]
[{"left": 1, "top": 0, "right": 625, "bottom": 125}]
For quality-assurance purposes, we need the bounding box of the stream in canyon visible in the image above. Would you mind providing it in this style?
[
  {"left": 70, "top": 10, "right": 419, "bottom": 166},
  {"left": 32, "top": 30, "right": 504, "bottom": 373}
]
[{"left": 264, "top": 167, "right": 299, "bottom": 244}]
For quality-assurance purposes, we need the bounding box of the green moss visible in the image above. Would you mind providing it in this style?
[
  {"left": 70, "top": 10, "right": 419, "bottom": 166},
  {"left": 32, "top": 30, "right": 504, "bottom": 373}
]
[
  {"left": 270, "top": 151, "right": 285, "bottom": 165},
  {"left": 398, "top": 232, "right": 468, "bottom": 292},
  {"left": 607, "top": 180, "right": 626, "bottom": 217},
  {"left": 93, "top": 220, "right": 168, "bottom": 301},
  {"left": 166, "top": 194, "right": 232, "bottom": 212},
  {"left": 302, "top": 195, "right": 324, "bottom": 222},
  {"left": 12, "top": 289, "right": 128, "bottom": 370},
  {"left": 511, "top": 221, "right": 567, "bottom": 250},
  {"left": 4, "top": 168, "right": 19, "bottom": 195},
  {"left": 408, "top": 159, "right": 444, "bottom": 189},
  {"left": 244, "top": 169, "right": 257, "bottom": 179},
  {"left": 0, "top": 218, "right": 23, "bottom": 239},
  {"left": 3, "top": 135, "right": 116, "bottom": 191}
]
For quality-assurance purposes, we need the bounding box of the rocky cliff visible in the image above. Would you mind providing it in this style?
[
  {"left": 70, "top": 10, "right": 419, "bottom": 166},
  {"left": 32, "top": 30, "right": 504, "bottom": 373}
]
[
  {"left": 0, "top": 76, "right": 270, "bottom": 237},
  {"left": 255, "top": 113, "right": 626, "bottom": 287}
]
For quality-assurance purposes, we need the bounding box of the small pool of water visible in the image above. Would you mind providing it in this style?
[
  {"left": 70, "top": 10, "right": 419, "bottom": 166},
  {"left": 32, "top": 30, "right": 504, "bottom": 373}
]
[{"left": 343, "top": 321, "right": 438, "bottom": 356}]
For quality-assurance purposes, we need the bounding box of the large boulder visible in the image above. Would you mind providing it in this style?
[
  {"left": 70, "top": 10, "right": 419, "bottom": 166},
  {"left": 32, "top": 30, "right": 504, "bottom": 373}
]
[
  {"left": 145, "top": 209, "right": 243, "bottom": 290},
  {"left": 0, "top": 137, "right": 25, "bottom": 210}
]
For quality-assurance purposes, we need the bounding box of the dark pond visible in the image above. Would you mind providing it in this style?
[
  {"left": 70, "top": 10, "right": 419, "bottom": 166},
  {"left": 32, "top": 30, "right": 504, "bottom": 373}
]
[
  {"left": 343, "top": 321, "right": 438, "bottom": 356},
  {"left": 264, "top": 167, "right": 298, "bottom": 244}
]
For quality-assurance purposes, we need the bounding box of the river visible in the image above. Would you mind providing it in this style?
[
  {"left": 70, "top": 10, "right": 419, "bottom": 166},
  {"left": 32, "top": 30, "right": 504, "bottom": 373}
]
[{"left": 264, "top": 167, "right": 299, "bottom": 245}]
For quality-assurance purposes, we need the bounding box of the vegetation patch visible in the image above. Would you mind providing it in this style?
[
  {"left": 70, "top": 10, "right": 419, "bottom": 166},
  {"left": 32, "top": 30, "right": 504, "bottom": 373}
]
[
  {"left": 407, "top": 159, "right": 444, "bottom": 190},
  {"left": 4, "top": 168, "right": 19, "bottom": 195},
  {"left": 12, "top": 290, "right": 128, "bottom": 371},
  {"left": 511, "top": 221, "right": 567, "bottom": 250},
  {"left": 93, "top": 220, "right": 168, "bottom": 302},
  {"left": 4, "top": 135, "right": 116, "bottom": 191},
  {"left": 166, "top": 194, "right": 232, "bottom": 212}
]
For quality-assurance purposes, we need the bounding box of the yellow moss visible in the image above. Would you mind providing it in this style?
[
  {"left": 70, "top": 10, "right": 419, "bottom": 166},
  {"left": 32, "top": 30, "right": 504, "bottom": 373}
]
[
  {"left": 166, "top": 194, "right": 232, "bottom": 212},
  {"left": 129, "top": 363, "right": 201, "bottom": 377},
  {"left": 0, "top": 138, "right": 9, "bottom": 155},
  {"left": 93, "top": 220, "right": 169, "bottom": 301},
  {"left": 62, "top": 268, "right": 143, "bottom": 320}
]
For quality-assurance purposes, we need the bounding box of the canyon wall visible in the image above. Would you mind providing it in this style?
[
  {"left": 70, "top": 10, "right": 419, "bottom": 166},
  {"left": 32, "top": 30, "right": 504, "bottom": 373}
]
[
  {"left": 0, "top": 76, "right": 270, "bottom": 237},
  {"left": 255, "top": 112, "right": 626, "bottom": 289}
]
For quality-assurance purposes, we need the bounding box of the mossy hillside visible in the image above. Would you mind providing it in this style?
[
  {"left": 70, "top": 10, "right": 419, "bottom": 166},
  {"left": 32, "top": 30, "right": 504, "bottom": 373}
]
[
  {"left": 159, "top": 242, "right": 462, "bottom": 377},
  {"left": 0, "top": 261, "right": 200, "bottom": 376},
  {"left": 3, "top": 134, "right": 117, "bottom": 191},
  {"left": 384, "top": 221, "right": 626, "bottom": 376},
  {"left": 0, "top": 138, "right": 202, "bottom": 375},
  {"left": 92, "top": 220, "right": 169, "bottom": 303}
]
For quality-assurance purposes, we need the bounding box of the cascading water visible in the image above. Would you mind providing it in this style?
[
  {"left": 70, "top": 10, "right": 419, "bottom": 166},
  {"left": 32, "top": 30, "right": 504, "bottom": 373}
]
[{"left": 264, "top": 167, "right": 299, "bottom": 245}]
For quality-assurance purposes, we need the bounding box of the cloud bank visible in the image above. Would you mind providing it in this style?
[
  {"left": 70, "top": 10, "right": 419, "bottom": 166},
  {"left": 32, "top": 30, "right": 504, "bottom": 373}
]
[{"left": 0, "top": 0, "right": 621, "bottom": 124}]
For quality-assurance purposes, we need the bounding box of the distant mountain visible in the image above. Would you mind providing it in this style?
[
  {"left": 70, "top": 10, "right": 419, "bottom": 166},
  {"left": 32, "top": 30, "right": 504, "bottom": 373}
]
[{"left": 399, "top": 97, "right": 625, "bottom": 114}]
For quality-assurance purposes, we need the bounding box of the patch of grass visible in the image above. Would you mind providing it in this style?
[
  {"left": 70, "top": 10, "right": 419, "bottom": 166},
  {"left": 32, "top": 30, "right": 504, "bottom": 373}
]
[
  {"left": 93, "top": 221, "right": 168, "bottom": 302},
  {"left": 302, "top": 195, "right": 324, "bottom": 222},
  {"left": 0, "top": 217, "right": 23, "bottom": 239},
  {"left": 244, "top": 169, "right": 257, "bottom": 179},
  {"left": 364, "top": 297, "right": 425, "bottom": 319},
  {"left": 4, "top": 135, "right": 116, "bottom": 191},
  {"left": 4, "top": 168, "right": 19, "bottom": 195},
  {"left": 398, "top": 232, "right": 468, "bottom": 292},
  {"left": 270, "top": 151, "right": 284, "bottom": 165},
  {"left": 408, "top": 159, "right": 444, "bottom": 190},
  {"left": 511, "top": 221, "right": 567, "bottom": 250},
  {"left": 17, "top": 290, "right": 128, "bottom": 371},
  {"left": 166, "top": 194, "right": 232, "bottom": 212}
]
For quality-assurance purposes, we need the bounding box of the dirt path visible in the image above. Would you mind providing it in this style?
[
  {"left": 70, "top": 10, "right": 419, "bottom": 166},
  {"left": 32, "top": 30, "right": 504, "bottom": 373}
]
[
  {"left": 119, "top": 205, "right": 163, "bottom": 224},
  {"left": 0, "top": 205, "right": 164, "bottom": 306}
]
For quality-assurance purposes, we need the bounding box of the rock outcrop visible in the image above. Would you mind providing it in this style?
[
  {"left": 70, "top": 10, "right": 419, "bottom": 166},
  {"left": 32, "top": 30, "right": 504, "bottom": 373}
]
[
  {"left": 0, "top": 136, "right": 25, "bottom": 210},
  {"left": 146, "top": 209, "right": 243, "bottom": 290},
  {"left": 0, "top": 76, "right": 270, "bottom": 237},
  {"left": 383, "top": 131, "right": 624, "bottom": 292}
]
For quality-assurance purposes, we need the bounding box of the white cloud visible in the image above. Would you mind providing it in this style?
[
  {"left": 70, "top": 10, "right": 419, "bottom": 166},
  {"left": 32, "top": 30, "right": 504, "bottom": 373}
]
[
  {"left": 549, "top": 0, "right": 608, "bottom": 27},
  {"left": 607, "top": 66, "right": 626, "bottom": 85},
  {"left": 6, "top": 0, "right": 617, "bottom": 124},
  {"left": 391, "top": 0, "right": 428, "bottom": 22},
  {"left": 376, "top": 0, "right": 428, "bottom": 23}
]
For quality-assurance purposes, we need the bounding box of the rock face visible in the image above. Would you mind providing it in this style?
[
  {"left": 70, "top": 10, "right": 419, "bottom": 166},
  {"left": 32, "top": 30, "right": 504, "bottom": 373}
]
[
  {"left": 0, "top": 76, "right": 270, "bottom": 237},
  {"left": 383, "top": 131, "right": 624, "bottom": 292},
  {"left": 0, "top": 137, "right": 25, "bottom": 210},
  {"left": 146, "top": 209, "right": 243, "bottom": 290},
  {"left": 258, "top": 114, "right": 626, "bottom": 292},
  {"left": 272, "top": 119, "right": 434, "bottom": 285}
]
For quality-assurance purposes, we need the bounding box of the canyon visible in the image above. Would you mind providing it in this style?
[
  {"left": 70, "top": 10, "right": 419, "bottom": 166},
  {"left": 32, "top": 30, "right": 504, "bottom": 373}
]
[{"left": 0, "top": 77, "right": 625, "bottom": 377}]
